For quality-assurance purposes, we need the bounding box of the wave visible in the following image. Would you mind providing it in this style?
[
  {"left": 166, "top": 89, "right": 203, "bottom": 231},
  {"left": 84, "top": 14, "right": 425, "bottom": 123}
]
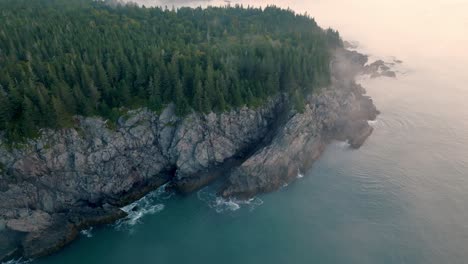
[
  {"left": 197, "top": 188, "right": 263, "bottom": 213},
  {"left": 1, "top": 259, "right": 32, "bottom": 264},
  {"left": 80, "top": 227, "right": 94, "bottom": 238},
  {"left": 116, "top": 203, "right": 164, "bottom": 229},
  {"left": 281, "top": 170, "right": 305, "bottom": 189},
  {"left": 297, "top": 172, "right": 304, "bottom": 179},
  {"left": 114, "top": 184, "right": 173, "bottom": 231},
  {"left": 335, "top": 141, "right": 351, "bottom": 149}
]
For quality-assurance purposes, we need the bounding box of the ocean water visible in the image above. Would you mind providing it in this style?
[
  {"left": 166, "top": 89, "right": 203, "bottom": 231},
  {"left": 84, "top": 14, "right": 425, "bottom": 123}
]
[{"left": 28, "top": 0, "right": 468, "bottom": 263}]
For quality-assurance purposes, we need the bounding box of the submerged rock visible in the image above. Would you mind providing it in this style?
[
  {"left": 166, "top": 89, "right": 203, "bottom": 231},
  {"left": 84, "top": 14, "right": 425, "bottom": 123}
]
[{"left": 0, "top": 48, "right": 382, "bottom": 261}]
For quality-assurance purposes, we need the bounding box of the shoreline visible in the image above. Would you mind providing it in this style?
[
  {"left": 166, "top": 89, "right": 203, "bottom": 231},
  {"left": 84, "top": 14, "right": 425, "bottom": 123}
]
[{"left": 0, "top": 48, "right": 383, "bottom": 262}]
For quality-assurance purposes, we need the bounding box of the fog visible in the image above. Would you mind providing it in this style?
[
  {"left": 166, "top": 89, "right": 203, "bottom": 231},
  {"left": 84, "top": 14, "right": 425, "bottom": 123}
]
[
  {"left": 129, "top": 0, "right": 468, "bottom": 115},
  {"left": 129, "top": 3, "right": 468, "bottom": 255},
  {"left": 131, "top": 0, "right": 468, "bottom": 63}
]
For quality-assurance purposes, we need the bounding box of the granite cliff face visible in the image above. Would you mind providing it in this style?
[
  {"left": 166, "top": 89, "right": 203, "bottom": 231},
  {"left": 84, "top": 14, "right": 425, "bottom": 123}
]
[
  {"left": 0, "top": 100, "right": 280, "bottom": 261},
  {"left": 221, "top": 49, "right": 379, "bottom": 198},
  {"left": 0, "top": 49, "right": 380, "bottom": 261},
  {"left": 221, "top": 81, "right": 377, "bottom": 198}
]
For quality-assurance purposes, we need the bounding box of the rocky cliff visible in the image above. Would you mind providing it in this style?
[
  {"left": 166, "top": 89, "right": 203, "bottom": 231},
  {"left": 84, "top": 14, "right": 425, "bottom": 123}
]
[{"left": 0, "top": 48, "right": 380, "bottom": 262}]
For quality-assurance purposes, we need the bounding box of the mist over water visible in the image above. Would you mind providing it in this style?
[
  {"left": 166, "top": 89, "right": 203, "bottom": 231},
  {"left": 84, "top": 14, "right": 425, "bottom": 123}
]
[{"left": 32, "top": 1, "right": 468, "bottom": 263}]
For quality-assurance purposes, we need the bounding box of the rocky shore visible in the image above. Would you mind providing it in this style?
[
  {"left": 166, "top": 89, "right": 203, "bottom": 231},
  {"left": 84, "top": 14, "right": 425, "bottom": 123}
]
[{"left": 0, "top": 48, "right": 381, "bottom": 262}]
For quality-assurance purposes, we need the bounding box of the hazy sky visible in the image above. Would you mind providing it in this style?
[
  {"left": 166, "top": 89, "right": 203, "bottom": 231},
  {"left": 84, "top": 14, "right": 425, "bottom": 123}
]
[
  {"left": 133, "top": 0, "right": 468, "bottom": 62},
  {"left": 128, "top": 0, "right": 468, "bottom": 88}
]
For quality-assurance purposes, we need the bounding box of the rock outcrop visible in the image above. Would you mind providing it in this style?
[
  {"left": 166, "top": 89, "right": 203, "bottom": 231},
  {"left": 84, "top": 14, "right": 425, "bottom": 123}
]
[
  {"left": 364, "top": 60, "right": 397, "bottom": 78},
  {"left": 0, "top": 99, "right": 280, "bottom": 261},
  {"left": 221, "top": 71, "right": 378, "bottom": 198},
  {"left": 0, "top": 48, "right": 380, "bottom": 262}
]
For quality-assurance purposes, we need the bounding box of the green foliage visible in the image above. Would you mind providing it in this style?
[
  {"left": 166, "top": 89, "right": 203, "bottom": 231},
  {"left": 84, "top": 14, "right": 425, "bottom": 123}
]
[
  {"left": 105, "top": 120, "right": 118, "bottom": 131},
  {"left": 293, "top": 90, "right": 306, "bottom": 113},
  {"left": 0, "top": 0, "right": 341, "bottom": 141},
  {"left": 325, "top": 28, "right": 344, "bottom": 49}
]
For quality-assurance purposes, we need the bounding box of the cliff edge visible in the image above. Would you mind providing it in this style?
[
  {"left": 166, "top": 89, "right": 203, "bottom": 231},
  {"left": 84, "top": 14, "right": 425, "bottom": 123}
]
[{"left": 0, "top": 48, "right": 379, "bottom": 262}]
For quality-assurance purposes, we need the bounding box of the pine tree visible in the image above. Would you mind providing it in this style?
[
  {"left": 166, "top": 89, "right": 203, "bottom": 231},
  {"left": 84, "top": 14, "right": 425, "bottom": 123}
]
[
  {"left": 193, "top": 80, "right": 203, "bottom": 112},
  {"left": 292, "top": 89, "right": 305, "bottom": 113},
  {"left": 95, "top": 63, "right": 111, "bottom": 102},
  {"left": 73, "top": 84, "right": 92, "bottom": 116},
  {"left": 148, "top": 75, "right": 162, "bottom": 111},
  {"left": 52, "top": 96, "right": 72, "bottom": 128},
  {"left": 174, "top": 79, "right": 189, "bottom": 116},
  {"left": 20, "top": 96, "right": 37, "bottom": 137},
  {"left": 214, "top": 79, "right": 226, "bottom": 112},
  {"left": 57, "top": 81, "right": 76, "bottom": 114},
  {"left": 205, "top": 59, "right": 215, "bottom": 110},
  {"left": 230, "top": 79, "right": 243, "bottom": 107},
  {"left": 0, "top": 86, "right": 11, "bottom": 130}
]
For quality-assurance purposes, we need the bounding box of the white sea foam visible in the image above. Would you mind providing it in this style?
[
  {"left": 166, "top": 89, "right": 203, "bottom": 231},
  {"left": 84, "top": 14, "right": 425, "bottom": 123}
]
[
  {"left": 335, "top": 141, "right": 351, "bottom": 149},
  {"left": 197, "top": 188, "right": 263, "bottom": 213},
  {"left": 117, "top": 203, "right": 164, "bottom": 228},
  {"left": 80, "top": 227, "right": 94, "bottom": 238},
  {"left": 368, "top": 120, "right": 378, "bottom": 125},
  {"left": 114, "top": 184, "right": 172, "bottom": 230},
  {"left": 1, "top": 259, "right": 32, "bottom": 264},
  {"left": 213, "top": 197, "right": 241, "bottom": 212},
  {"left": 296, "top": 168, "right": 304, "bottom": 179}
]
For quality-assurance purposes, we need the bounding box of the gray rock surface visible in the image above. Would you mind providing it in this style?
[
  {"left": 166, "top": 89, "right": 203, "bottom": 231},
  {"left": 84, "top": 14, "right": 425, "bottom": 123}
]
[
  {"left": 0, "top": 48, "right": 381, "bottom": 261},
  {"left": 364, "top": 59, "right": 397, "bottom": 78},
  {"left": 0, "top": 99, "right": 280, "bottom": 261},
  {"left": 221, "top": 70, "right": 379, "bottom": 198}
]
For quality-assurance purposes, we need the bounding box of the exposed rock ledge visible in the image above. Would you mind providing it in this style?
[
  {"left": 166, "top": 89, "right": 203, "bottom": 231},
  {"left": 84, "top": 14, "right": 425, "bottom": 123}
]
[{"left": 0, "top": 48, "right": 380, "bottom": 262}]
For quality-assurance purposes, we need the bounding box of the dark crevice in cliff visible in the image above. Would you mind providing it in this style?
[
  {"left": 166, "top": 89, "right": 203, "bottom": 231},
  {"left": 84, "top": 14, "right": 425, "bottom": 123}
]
[
  {"left": 170, "top": 97, "right": 290, "bottom": 194},
  {"left": 114, "top": 166, "right": 176, "bottom": 207},
  {"left": 245, "top": 96, "right": 292, "bottom": 156}
]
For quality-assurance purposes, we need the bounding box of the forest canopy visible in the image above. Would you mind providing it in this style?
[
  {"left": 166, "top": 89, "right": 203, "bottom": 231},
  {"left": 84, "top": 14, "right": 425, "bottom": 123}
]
[{"left": 0, "top": 0, "right": 342, "bottom": 141}]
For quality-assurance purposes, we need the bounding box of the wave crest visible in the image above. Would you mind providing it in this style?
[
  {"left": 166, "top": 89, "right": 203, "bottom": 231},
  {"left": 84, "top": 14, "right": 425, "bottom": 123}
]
[
  {"left": 114, "top": 184, "right": 172, "bottom": 230},
  {"left": 197, "top": 188, "right": 263, "bottom": 213},
  {"left": 80, "top": 227, "right": 94, "bottom": 238},
  {"left": 1, "top": 259, "right": 32, "bottom": 264}
]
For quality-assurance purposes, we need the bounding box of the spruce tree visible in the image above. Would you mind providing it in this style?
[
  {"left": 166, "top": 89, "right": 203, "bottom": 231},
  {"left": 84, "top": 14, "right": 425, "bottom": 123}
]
[
  {"left": 0, "top": 0, "right": 338, "bottom": 140},
  {"left": 52, "top": 96, "right": 72, "bottom": 128},
  {"left": 148, "top": 75, "right": 162, "bottom": 111}
]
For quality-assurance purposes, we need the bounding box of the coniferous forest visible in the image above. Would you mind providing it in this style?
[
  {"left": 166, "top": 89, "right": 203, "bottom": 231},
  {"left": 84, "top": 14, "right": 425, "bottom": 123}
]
[{"left": 0, "top": 0, "right": 342, "bottom": 141}]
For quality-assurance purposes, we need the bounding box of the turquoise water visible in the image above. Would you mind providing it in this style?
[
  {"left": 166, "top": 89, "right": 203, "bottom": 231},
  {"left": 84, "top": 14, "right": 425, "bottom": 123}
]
[
  {"left": 26, "top": 1, "right": 468, "bottom": 263},
  {"left": 33, "top": 68, "right": 468, "bottom": 263}
]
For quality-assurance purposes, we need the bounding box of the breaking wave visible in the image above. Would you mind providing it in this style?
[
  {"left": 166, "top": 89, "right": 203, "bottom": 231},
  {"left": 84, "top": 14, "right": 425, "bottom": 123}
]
[
  {"left": 80, "top": 227, "right": 94, "bottom": 238},
  {"left": 335, "top": 141, "right": 351, "bottom": 149},
  {"left": 114, "top": 184, "right": 173, "bottom": 231},
  {"left": 1, "top": 259, "right": 32, "bottom": 264},
  {"left": 197, "top": 188, "right": 263, "bottom": 213}
]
